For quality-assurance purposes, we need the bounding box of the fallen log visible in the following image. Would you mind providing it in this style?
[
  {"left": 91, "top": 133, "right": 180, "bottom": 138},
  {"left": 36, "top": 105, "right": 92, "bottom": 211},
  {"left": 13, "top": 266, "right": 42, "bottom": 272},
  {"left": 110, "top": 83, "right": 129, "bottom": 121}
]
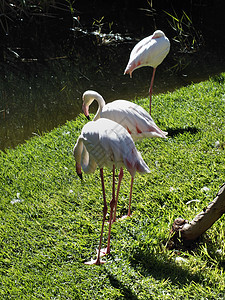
[{"left": 169, "top": 183, "right": 225, "bottom": 243}]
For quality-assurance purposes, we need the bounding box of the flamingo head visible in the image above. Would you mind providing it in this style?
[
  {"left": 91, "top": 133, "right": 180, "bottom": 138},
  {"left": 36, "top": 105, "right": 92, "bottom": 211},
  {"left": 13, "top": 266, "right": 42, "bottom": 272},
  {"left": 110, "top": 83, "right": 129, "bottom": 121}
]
[
  {"left": 82, "top": 103, "right": 90, "bottom": 120},
  {"left": 82, "top": 90, "right": 97, "bottom": 119},
  {"left": 152, "top": 30, "right": 165, "bottom": 39}
]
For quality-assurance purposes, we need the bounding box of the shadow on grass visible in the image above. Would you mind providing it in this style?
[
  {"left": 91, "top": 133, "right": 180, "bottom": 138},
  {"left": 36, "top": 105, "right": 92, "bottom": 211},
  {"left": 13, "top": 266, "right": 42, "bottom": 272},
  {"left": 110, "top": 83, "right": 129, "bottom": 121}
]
[
  {"left": 102, "top": 247, "right": 200, "bottom": 298},
  {"left": 106, "top": 272, "right": 138, "bottom": 300},
  {"left": 167, "top": 126, "right": 199, "bottom": 137},
  {"left": 128, "top": 247, "right": 201, "bottom": 287}
]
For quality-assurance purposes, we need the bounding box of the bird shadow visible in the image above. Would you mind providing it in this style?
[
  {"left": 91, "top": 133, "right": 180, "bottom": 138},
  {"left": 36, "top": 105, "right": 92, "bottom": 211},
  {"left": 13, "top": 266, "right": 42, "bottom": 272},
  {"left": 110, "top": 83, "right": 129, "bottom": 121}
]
[
  {"left": 105, "top": 271, "right": 138, "bottom": 300},
  {"left": 103, "top": 245, "right": 201, "bottom": 297},
  {"left": 121, "top": 227, "right": 201, "bottom": 287},
  {"left": 104, "top": 222, "right": 202, "bottom": 292},
  {"left": 127, "top": 247, "right": 201, "bottom": 287},
  {"left": 166, "top": 126, "right": 199, "bottom": 137}
]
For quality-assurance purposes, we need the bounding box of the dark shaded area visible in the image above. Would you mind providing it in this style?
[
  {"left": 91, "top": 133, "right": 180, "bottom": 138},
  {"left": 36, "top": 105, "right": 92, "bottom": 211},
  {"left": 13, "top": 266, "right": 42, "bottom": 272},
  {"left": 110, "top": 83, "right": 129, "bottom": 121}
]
[
  {"left": 128, "top": 248, "right": 201, "bottom": 286},
  {"left": 106, "top": 237, "right": 201, "bottom": 292},
  {"left": 106, "top": 271, "right": 138, "bottom": 299},
  {"left": 166, "top": 127, "right": 199, "bottom": 137},
  {"left": 166, "top": 231, "right": 200, "bottom": 251},
  {"left": 1, "top": 0, "right": 225, "bottom": 62}
]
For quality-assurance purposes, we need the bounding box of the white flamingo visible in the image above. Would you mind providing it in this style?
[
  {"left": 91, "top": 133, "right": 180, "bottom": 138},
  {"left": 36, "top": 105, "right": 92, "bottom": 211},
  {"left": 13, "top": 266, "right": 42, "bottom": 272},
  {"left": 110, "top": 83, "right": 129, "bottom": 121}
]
[
  {"left": 124, "top": 30, "right": 170, "bottom": 114},
  {"left": 73, "top": 118, "right": 150, "bottom": 265},
  {"left": 82, "top": 90, "right": 167, "bottom": 141},
  {"left": 82, "top": 90, "right": 167, "bottom": 222}
]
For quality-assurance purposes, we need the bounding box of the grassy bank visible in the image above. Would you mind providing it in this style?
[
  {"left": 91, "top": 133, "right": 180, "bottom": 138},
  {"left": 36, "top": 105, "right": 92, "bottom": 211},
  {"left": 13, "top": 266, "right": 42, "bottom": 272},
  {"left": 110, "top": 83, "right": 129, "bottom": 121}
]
[{"left": 0, "top": 74, "right": 225, "bottom": 299}]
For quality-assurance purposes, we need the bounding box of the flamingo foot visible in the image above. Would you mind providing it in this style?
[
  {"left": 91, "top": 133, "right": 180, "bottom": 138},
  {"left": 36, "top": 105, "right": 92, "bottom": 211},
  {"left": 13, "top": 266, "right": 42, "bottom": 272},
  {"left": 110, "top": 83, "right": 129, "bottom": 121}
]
[
  {"left": 116, "top": 213, "right": 133, "bottom": 221},
  {"left": 107, "top": 219, "right": 118, "bottom": 224},
  {"left": 84, "top": 247, "right": 109, "bottom": 265},
  {"left": 84, "top": 258, "right": 106, "bottom": 265},
  {"left": 96, "top": 247, "right": 109, "bottom": 257}
]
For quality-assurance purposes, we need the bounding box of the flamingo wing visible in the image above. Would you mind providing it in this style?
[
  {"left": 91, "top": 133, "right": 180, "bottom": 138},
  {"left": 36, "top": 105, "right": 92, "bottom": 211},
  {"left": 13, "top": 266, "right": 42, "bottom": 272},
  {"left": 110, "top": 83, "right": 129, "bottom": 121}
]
[
  {"left": 101, "top": 100, "right": 167, "bottom": 140},
  {"left": 99, "top": 123, "right": 150, "bottom": 177}
]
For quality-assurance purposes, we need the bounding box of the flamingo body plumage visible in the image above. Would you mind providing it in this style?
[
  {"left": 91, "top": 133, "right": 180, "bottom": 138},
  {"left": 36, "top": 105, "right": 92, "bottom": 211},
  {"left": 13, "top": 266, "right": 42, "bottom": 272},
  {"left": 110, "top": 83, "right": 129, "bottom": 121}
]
[{"left": 82, "top": 90, "right": 167, "bottom": 141}]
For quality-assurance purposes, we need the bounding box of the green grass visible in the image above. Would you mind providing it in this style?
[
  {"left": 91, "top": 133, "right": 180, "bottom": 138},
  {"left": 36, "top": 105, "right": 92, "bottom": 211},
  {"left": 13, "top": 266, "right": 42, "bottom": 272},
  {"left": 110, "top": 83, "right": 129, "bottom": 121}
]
[{"left": 0, "top": 74, "right": 225, "bottom": 299}]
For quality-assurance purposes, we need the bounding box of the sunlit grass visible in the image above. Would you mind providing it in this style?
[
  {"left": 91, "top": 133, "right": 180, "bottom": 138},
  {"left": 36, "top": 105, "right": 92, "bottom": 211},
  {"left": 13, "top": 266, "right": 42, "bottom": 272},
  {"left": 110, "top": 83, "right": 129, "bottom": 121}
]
[{"left": 0, "top": 74, "right": 225, "bottom": 299}]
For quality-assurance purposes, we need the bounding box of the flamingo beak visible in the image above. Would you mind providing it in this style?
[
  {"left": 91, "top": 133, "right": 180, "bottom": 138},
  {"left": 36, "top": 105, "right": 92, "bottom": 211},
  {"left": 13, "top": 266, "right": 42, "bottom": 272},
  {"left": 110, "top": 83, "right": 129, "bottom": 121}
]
[
  {"left": 82, "top": 103, "right": 90, "bottom": 120},
  {"left": 78, "top": 173, "right": 83, "bottom": 180},
  {"left": 76, "top": 162, "right": 83, "bottom": 180}
]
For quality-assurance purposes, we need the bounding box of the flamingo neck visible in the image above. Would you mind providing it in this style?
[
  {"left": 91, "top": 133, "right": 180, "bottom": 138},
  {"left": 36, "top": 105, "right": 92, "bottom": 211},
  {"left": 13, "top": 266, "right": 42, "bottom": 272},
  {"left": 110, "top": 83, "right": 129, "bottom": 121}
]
[
  {"left": 93, "top": 94, "right": 105, "bottom": 121},
  {"left": 73, "top": 137, "right": 96, "bottom": 173},
  {"left": 73, "top": 137, "right": 83, "bottom": 164}
]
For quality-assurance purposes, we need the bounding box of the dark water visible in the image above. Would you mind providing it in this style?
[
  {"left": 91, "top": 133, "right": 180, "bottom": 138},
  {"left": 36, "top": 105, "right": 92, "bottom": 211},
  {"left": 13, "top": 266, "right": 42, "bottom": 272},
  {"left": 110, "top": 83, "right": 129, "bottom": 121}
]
[{"left": 0, "top": 37, "right": 225, "bottom": 151}]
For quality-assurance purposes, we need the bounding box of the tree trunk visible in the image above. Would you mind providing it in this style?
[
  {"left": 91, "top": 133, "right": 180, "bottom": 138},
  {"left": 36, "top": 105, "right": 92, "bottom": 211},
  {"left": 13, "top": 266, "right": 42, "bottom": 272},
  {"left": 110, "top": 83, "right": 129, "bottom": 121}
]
[{"left": 170, "top": 183, "right": 225, "bottom": 242}]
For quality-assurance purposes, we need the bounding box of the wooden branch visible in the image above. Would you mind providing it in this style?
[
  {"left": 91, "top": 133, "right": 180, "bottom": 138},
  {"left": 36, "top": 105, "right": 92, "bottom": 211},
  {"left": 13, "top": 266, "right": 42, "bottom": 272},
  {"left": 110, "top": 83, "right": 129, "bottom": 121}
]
[{"left": 170, "top": 183, "right": 225, "bottom": 241}]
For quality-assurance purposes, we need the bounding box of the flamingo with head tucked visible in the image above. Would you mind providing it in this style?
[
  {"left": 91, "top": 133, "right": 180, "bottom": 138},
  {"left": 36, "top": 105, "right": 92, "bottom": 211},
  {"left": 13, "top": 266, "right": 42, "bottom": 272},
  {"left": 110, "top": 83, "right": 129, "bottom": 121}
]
[
  {"left": 73, "top": 118, "right": 150, "bottom": 265},
  {"left": 124, "top": 30, "right": 170, "bottom": 115}
]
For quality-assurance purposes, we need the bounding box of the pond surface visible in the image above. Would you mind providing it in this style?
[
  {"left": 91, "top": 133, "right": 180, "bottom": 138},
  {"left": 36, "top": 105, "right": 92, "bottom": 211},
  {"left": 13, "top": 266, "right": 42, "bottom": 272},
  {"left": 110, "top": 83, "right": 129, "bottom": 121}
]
[{"left": 0, "top": 37, "right": 225, "bottom": 151}]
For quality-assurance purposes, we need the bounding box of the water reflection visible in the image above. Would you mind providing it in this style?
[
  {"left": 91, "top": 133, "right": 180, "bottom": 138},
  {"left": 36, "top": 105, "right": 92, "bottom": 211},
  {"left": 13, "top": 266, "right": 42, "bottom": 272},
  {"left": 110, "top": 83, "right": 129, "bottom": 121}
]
[{"left": 0, "top": 40, "right": 225, "bottom": 151}]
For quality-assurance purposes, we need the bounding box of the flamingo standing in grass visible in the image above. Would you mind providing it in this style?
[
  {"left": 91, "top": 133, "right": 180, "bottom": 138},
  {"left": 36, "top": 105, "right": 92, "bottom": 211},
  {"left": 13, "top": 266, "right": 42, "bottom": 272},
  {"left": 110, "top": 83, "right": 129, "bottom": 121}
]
[
  {"left": 124, "top": 30, "right": 170, "bottom": 115},
  {"left": 73, "top": 118, "right": 150, "bottom": 265},
  {"left": 82, "top": 90, "right": 167, "bottom": 141},
  {"left": 82, "top": 90, "right": 167, "bottom": 221}
]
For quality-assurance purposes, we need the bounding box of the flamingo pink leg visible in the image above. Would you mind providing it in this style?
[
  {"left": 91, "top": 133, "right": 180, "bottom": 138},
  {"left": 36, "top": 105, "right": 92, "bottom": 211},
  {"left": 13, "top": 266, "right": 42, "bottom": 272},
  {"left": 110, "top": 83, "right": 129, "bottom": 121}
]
[
  {"left": 105, "top": 164, "right": 116, "bottom": 254},
  {"left": 149, "top": 67, "right": 156, "bottom": 115},
  {"left": 84, "top": 168, "right": 107, "bottom": 265},
  {"left": 113, "top": 167, "right": 124, "bottom": 223},
  {"left": 118, "top": 176, "right": 134, "bottom": 221},
  {"left": 128, "top": 176, "right": 134, "bottom": 217},
  {"left": 97, "top": 165, "right": 116, "bottom": 258}
]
